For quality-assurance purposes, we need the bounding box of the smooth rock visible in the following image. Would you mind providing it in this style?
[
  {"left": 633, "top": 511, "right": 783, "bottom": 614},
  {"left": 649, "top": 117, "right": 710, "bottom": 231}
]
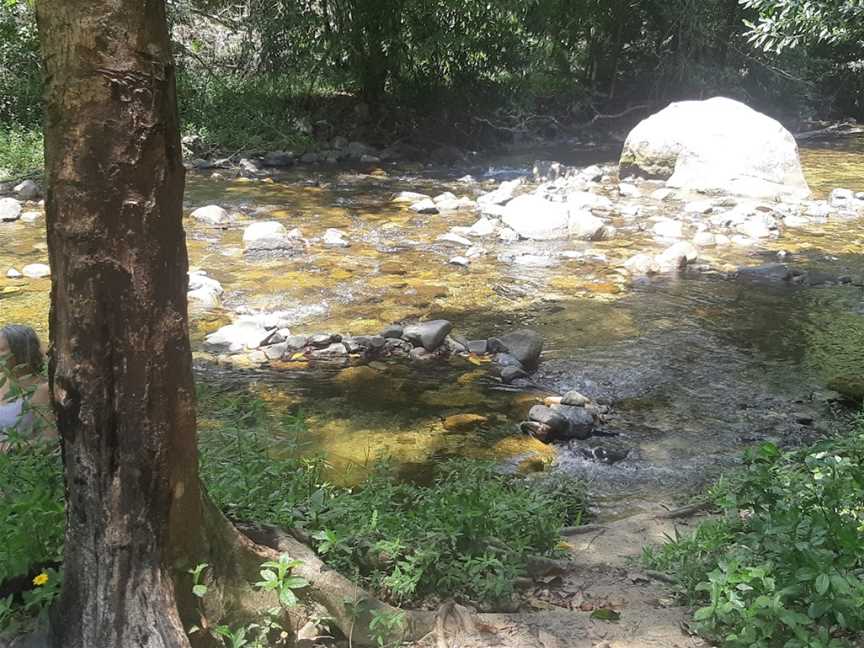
[
  {"left": 561, "top": 391, "right": 591, "bottom": 407},
  {"left": 14, "top": 180, "right": 40, "bottom": 200},
  {"left": 502, "top": 194, "right": 569, "bottom": 240},
  {"left": 624, "top": 253, "right": 658, "bottom": 275},
  {"left": 551, "top": 404, "right": 594, "bottom": 440},
  {"left": 620, "top": 97, "right": 810, "bottom": 199},
  {"left": 655, "top": 241, "right": 698, "bottom": 271},
  {"left": 381, "top": 324, "right": 403, "bottom": 339},
  {"left": 467, "top": 340, "right": 488, "bottom": 355},
  {"left": 6, "top": 267, "right": 22, "bottom": 279},
  {"left": 652, "top": 219, "right": 684, "bottom": 239},
  {"left": 492, "top": 329, "right": 543, "bottom": 368},
  {"left": 243, "top": 221, "right": 300, "bottom": 251},
  {"left": 191, "top": 205, "right": 231, "bottom": 225},
  {"left": 410, "top": 199, "right": 439, "bottom": 214},
  {"left": 443, "top": 414, "right": 490, "bottom": 432},
  {"left": 206, "top": 322, "right": 272, "bottom": 351},
  {"left": 19, "top": 211, "right": 40, "bottom": 223},
  {"left": 393, "top": 191, "right": 431, "bottom": 203},
  {"left": 437, "top": 232, "right": 473, "bottom": 246},
  {"left": 322, "top": 228, "right": 350, "bottom": 248},
  {"left": 310, "top": 343, "right": 348, "bottom": 359},
  {"left": 478, "top": 178, "right": 522, "bottom": 207},
  {"left": 449, "top": 256, "right": 470, "bottom": 267},
  {"left": 187, "top": 271, "right": 224, "bottom": 309},
  {"left": 0, "top": 197, "right": 22, "bottom": 222},
  {"left": 468, "top": 217, "right": 497, "bottom": 236},
  {"left": 21, "top": 263, "right": 49, "bottom": 278},
  {"left": 528, "top": 405, "right": 570, "bottom": 438},
  {"left": 567, "top": 209, "right": 608, "bottom": 241},
  {"left": 403, "top": 320, "right": 453, "bottom": 351}
]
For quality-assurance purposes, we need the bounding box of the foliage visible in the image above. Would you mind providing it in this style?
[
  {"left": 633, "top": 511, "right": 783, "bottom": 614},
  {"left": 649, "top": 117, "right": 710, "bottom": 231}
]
[
  {"left": 741, "top": 0, "right": 864, "bottom": 51},
  {"left": 188, "top": 555, "right": 307, "bottom": 647},
  {"left": 0, "top": 127, "right": 43, "bottom": 182},
  {"left": 645, "top": 418, "right": 864, "bottom": 647}
]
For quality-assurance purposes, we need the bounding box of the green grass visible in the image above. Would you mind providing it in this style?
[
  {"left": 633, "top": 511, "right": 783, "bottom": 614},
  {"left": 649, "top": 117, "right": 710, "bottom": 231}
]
[
  {"left": 644, "top": 415, "right": 864, "bottom": 648},
  {"left": 0, "top": 127, "right": 42, "bottom": 182}
]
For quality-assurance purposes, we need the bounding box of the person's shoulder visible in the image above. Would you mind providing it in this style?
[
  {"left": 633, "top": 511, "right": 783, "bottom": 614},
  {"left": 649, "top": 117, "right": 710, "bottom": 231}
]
[{"left": 30, "top": 381, "right": 51, "bottom": 406}]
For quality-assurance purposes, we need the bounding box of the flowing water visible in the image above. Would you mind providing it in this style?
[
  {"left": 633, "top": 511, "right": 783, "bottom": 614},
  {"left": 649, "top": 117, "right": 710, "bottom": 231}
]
[{"left": 2, "top": 137, "right": 864, "bottom": 516}]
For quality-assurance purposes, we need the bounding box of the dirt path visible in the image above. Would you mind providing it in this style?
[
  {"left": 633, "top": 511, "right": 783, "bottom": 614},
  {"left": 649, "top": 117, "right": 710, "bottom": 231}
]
[{"left": 414, "top": 505, "right": 713, "bottom": 648}]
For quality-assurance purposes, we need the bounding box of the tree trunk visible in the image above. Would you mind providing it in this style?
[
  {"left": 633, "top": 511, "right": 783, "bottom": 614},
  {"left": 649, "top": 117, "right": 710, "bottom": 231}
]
[{"left": 36, "top": 1, "right": 203, "bottom": 646}]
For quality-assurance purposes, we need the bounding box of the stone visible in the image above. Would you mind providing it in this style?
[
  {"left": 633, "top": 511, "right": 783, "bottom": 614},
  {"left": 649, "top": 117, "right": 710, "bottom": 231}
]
[
  {"left": 827, "top": 375, "right": 864, "bottom": 404},
  {"left": 567, "top": 209, "right": 607, "bottom": 241},
  {"left": 693, "top": 231, "right": 716, "bottom": 247},
  {"left": 410, "top": 199, "right": 439, "bottom": 214},
  {"left": 528, "top": 405, "right": 570, "bottom": 438},
  {"left": 561, "top": 391, "right": 591, "bottom": 407},
  {"left": 261, "top": 151, "right": 298, "bottom": 167},
  {"left": 19, "top": 211, "right": 41, "bottom": 223},
  {"left": 309, "top": 334, "right": 336, "bottom": 348},
  {"left": 21, "top": 263, "right": 50, "bottom": 278},
  {"left": 624, "top": 253, "right": 659, "bottom": 275},
  {"left": 403, "top": 320, "right": 453, "bottom": 351},
  {"left": 310, "top": 343, "right": 348, "bottom": 359},
  {"left": 501, "top": 194, "right": 570, "bottom": 240},
  {"left": 433, "top": 192, "right": 457, "bottom": 204},
  {"left": 6, "top": 267, "right": 22, "bottom": 279},
  {"left": 467, "top": 217, "right": 496, "bottom": 237},
  {"left": 736, "top": 214, "right": 778, "bottom": 239},
  {"left": 652, "top": 218, "right": 684, "bottom": 239},
  {"left": 651, "top": 188, "right": 674, "bottom": 201},
  {"left": 494, "top": 353, "right": 524, "bottom": 368},
  {"left": 443, "top": 413, "right": 488, "bottom": 432},
  {"left": 501, "top": 366, "right": 529, "bottom": 384},
  {"left": 684, "top": 200, "right": 714, "bottom": 214},
  {"left": 243, "top": 221, "right": 300, "bottom": 252},
  {"left": 449, "top": 256, "right": 470, "bottom": 267},
  {"left": 0, "top": 197, "right": 22, "bottom": 222},
  {"left": 551, "top": 404, "right": 594, "bottom": 440},
  {"left": 409, "top": 347, "right": 435, "bottom": 362},
  {"left": 478, "top": 178, "right": 522, "bottom": 207},
  {"left": 263, "top": 342, "right": 289, "bottom": 360},
  {"left": 381, "top": 324, "right": 403, "bottom": 339},
  {"left": 467, "top": 340, "right": 488, "bottom": 355},
  {"left": 187, "top": 271, "right": 224, "bottom": 309},
  {"left": 492, "top": 329, "right": 544, "bottom": 368},
  {"left": 566, "top": 191, "right": 614, "bottom": 212},
  {"left": 13, "top": 180, "right": 40, "bottom": 200},
  {"left": 620, "top": 97, "right": 810, "bottom": 199},
  {"left": 191, "top": 204, "right": 231, "bottom": 225},
  {"left": 322, "top": 228, "right": 350, "bottom": 248},
  {"left": 284, "top": 335, "right": 310, "bottom": 350},
  {"left": 436, "top": 196, "right": 476, "bottom": 212},
  {"left": 655, "top": 241, "right": 698, "bottom": 272},
  {"left": 497, "top": 227, "right": 520, "bottom": 242},
  {"left": 830, "top": 188, "right": 855, "bottom": 207},
  {"left": 346, "top": 141, "right": 377, "bottom": 159},
  {"left": 437, "top": 232, "right": 473, "bottom": 246},
  {"left": 206, "top": 322, "right": 272, "bottom": 351},
  {"left": 393, "top": 191, "right": 431, "bottom": 203},
  {"left": 618, "top": 183, "right": 640, "bottom": 197}
]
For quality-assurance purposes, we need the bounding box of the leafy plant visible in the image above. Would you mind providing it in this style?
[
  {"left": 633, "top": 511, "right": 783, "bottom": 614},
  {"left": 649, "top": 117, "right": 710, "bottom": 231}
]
[{"left": 646, "top": 418, "right": 864, "bottom": 647}]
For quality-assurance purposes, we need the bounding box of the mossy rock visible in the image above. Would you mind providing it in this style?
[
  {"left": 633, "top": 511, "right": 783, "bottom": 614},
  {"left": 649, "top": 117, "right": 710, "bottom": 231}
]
[{"left": 827, "top": 375, "right": 864, "bottom": 404}]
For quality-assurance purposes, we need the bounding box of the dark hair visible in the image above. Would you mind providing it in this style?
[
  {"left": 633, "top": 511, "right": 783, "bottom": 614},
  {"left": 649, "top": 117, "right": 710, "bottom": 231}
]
[{"left": 0, "top": 325, "right": 44, "bottom": 375}]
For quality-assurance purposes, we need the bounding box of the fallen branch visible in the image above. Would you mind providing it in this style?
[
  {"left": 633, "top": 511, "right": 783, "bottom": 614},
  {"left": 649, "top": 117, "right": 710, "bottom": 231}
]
[
  {"left": 794, "top": 121, "right": 864, "bottom": 140},
  {"left": 656, "top": 500, "right": 713, "bottom": 519}
]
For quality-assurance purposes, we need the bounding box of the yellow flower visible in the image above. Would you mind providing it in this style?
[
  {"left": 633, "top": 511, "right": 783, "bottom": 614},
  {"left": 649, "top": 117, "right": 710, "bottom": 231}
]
[{"left": 32, "top": 572, "right": 49, "bottom": 587}]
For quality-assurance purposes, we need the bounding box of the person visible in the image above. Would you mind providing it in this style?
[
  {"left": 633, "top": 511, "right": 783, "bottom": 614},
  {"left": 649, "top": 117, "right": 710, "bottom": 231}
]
[{"left": 0, "top": 324, "right": 54, "bottom": 450}]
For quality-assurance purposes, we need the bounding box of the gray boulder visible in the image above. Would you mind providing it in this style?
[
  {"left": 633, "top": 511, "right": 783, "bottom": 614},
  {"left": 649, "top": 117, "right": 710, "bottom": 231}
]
[{"left": 0, "top": 197, "right": 22, "bottom": 222}]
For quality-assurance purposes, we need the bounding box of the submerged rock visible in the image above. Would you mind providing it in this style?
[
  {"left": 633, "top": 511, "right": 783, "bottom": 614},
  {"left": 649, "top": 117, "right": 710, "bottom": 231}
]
[
  {"left": 491, "top": 329, "right": 544, "bottom": 368},
  {"left": 620, "top": 97, "right": 810, "bottom": 199}
]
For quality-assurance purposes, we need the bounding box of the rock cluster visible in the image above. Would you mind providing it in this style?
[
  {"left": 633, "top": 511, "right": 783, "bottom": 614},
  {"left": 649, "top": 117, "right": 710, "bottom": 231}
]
[{"left": 203, "top": 316, "right": 545, "bottom": 382}]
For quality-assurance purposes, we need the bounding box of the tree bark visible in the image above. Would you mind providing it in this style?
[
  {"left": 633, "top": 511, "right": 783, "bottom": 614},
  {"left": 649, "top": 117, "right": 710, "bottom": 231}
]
[{"left": 36, "top": 1, "right": 202, "bottom": 646}]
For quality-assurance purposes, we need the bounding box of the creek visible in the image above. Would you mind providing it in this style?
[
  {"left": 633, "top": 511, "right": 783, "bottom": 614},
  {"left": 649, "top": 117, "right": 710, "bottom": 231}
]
[{"left": 2, "top": 137, "right": 864, "bottom": 519}]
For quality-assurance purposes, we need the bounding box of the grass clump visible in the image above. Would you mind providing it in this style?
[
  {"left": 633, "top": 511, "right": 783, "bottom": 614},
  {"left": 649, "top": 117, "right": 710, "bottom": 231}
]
[{"left": 644, "top": 416, "right": 864, "bottom": 648}]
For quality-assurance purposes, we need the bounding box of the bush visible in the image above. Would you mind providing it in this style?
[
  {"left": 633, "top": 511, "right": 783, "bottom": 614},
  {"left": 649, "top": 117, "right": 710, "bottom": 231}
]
[
  {"left": 645, "top": 417, "right": 864, "bottom": 647},
  {"left": 0, "top": 128, "right": 43, "bottom": 182}
]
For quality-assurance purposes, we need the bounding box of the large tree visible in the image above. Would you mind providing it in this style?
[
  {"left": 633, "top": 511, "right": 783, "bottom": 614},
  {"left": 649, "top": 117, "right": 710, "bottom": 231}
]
[{"left": 34, "top": 2, "right": 434, "bottom": 646}]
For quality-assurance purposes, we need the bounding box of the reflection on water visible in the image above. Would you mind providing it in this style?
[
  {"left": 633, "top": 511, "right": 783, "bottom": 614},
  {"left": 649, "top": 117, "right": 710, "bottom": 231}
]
[{"left": 2, "top": 137, "right": 864, "bottom": 514}]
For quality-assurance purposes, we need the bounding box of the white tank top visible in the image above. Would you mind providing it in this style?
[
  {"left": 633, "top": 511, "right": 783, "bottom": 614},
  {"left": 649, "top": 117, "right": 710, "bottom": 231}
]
[{"left": 0, "top": 398, "right": 33, "bottom": 440}]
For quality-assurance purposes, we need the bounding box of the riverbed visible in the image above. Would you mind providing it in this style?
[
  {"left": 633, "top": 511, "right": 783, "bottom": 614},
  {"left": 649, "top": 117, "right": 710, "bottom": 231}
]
[{"left": 2, "top": 137, "right": 863, "bottom": 517}]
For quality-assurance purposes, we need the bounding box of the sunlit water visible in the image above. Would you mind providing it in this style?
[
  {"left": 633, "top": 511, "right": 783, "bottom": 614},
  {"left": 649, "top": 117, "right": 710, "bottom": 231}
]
[{"left": 2, "top": 137, "right": 863, "bottom": 515}]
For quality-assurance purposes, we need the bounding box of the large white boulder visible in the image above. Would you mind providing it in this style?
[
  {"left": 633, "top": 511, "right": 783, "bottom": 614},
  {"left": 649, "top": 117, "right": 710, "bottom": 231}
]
[
  {"left": 242, "top": 221, "right": 302, "bottom": 252},
  {"left": 501, "top": 194, "right": 570, "bottom": 240},
  {"left": 619, "top": 97, "right": 810, "bottom": 200}
]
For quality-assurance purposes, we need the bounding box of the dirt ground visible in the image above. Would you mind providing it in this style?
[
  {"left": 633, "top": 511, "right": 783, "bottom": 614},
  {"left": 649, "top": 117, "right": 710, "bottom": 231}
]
[{"left": 412, "top": 505, "right": 714, "bottom": 648}]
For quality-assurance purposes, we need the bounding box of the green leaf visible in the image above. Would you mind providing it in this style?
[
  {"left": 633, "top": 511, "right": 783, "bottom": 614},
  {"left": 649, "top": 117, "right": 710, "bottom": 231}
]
[
  {"left": 192, "top": 584, "right": 208, "bottom": 598},
  {"left": 279, "top": 587, "right": 299, "bottom": 608},
  {"left": 814, "top": 573, "right": 829, "bottom": 595},
  {"left": 282, "top": 576, "right": 309, "bottom": 589},
  {"left": 693, "top": 607, "right": 715, "bottom": 621}
]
